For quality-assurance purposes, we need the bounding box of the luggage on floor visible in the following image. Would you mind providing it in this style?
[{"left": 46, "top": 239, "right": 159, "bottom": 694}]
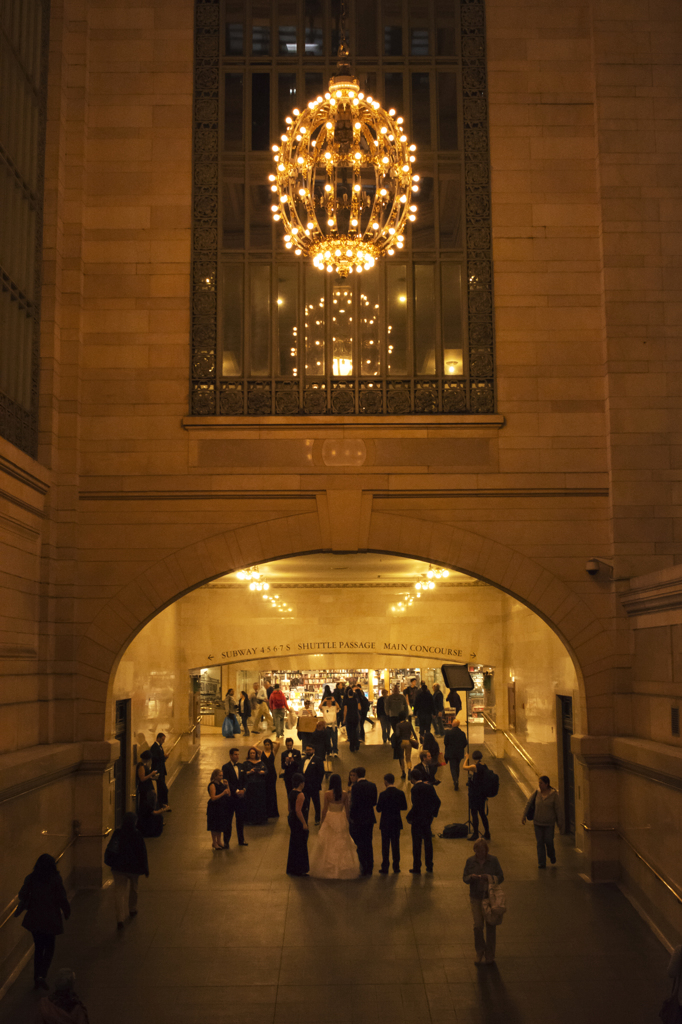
[{"left": 439, "top": 823, "right": 469, "bottom": 839}]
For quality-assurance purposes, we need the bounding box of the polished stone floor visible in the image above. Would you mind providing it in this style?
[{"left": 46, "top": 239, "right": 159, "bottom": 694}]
[{"left": 1, "top": 726, "right": 668, "bottom": 1023}]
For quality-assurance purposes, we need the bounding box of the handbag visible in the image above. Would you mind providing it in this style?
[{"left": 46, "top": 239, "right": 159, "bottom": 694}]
[
  {"left": 482, "top": 877, "right": 507, "bottom": 926},
  {"left": 221, "top": 716, "right": 234, "bottom": 738},
  {"left": 410, "top": 738, "right": 419, "bottom": 749},
  {"left": 526, "top": 790, "right": 537, "bottom": 822}
]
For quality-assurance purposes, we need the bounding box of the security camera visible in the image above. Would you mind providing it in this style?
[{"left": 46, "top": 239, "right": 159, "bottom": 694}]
[{"left": 585, "top": 559, "right": 600, "bottom": 575}]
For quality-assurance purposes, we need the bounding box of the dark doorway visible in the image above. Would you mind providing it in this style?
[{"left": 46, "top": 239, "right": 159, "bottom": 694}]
[
  {"left": 114, "top": 699, "right": 130, "bottom": 828},
  {"left": 557, "top": 695, "right": 575, "bottom": 834}
]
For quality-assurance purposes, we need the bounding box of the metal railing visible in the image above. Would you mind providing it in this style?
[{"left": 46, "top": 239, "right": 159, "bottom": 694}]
[
  {"left": 480, "top": 710, "right": 541, "bottom": 777},
  {"left": 581, "top": 822, "right": 682, "bottom": 907}
]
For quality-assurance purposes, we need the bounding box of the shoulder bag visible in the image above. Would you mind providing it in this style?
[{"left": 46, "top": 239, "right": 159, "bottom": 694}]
[
  {"left": 526, "top": 790, "right": 537, "bottom": 822},
  {"left": 482, "top": 876, "right": 507, "bottom": 926}
]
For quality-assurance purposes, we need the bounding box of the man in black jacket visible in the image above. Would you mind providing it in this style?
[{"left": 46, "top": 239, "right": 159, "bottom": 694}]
[
  {"left": 221, "top": 748, "right": 248, "bottom": 847},
  {"left": 432, "top": 683, "right": 445, "bottom": 736},
  {"left": 443, "top": 720, "right": 468, "bottom": 791},
  {"left": 301, "top": 744, "right": 324, "bottom": 824},
  {"left": 409, "top": 775, "right": 441, "bottom": 874},
  {"left": 376, "top": 772, "right": 408, "bottom": 873},
  {"left": 280, "top": 737, "right": 302, "bottom": 794},
  {"left": 349, "top": 766, "right": 378, "bottom": 875},
  {"left": 414, "top": 683, "right": 435, "bottom": 742},
  {"left": 149, "top": 733, "right": 170, "bottom": 808}
]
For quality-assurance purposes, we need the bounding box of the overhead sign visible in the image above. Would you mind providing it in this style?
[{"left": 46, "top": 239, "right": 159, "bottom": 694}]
[{"left": 199, "top": 637, "right": 473, "bottom": 667}]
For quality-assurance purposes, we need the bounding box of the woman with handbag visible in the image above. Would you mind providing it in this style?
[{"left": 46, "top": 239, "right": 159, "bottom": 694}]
[
  {"left": 15, "top": 854, "right": 71, "bottom": 990},
  {"left": 463, "top": 838, "right": 504, "bottom": 965},
  {"left": 393, "top": 713, "right": 418, "bottom": 779},
  {"left": 104, "top": 811, "right": 149, "bottom": 926},
  {"left": 521, "top": 775, "right": 565, "bottom": 869}
]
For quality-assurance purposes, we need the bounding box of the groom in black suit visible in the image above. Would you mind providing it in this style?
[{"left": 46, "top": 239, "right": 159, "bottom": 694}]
[
  {"left": 349, "top": 766, "right": 378, "bottom": 875},
  {"left": 301, "top": 744, "right": 324, "bottom": 824},
  {"left": 221, "top": 748, "right": 248, "bottom": 847}
]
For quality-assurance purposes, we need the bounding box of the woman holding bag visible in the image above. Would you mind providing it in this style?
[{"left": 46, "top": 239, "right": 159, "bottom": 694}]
[
  {"left": 463, "top": 839, "right": 504, "bottom": 965},
  {"left": 15, "top": 854, "right": 71, "bottom": 990},
  {"left": 521, "top": 775, "right": 564, "bottom": 868}
]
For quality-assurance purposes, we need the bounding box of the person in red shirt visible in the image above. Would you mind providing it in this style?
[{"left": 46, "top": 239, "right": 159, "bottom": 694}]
[{"left": 269, "top": 683, "right": 289, "bottom": 738}]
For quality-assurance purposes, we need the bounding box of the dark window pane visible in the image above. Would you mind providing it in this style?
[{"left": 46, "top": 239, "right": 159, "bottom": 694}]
[
  {"left": 305, "top": 72, "right": 324, "bottom": 102},
  {"left": 409, "top": 0, "right": 430, "bottom": 55},
  {"left": 438, "top": 165, "right": 463, "bottom": 248},
  {"left": 250, "top": 182, "right": 274, "bottom": 249},
  {"left": 221, "top": 264, "right": 243, "bottom": 375},
  {"left": 250, "top": 264, "right": 271, "bottom": 376},
  {"left": 356, "top": 0, "right": 377, "bottom": 56},
  {"left": 411, "top": 72, "right": 431, "bottom": 148},
  {"left": 304, "top": 266, "right": 325, "bottom": 376},
  {"left": 438, "top": 73, "right": 458, "bottom": 150},
  {"left": 382, "top": 0, "right": 402, "bottom": 55},
  {"left": 278, "top": 1, "right": 298, "bottom": 54},
  {"left": 225, "top": 1, "right": 245, "bottom": 56},
  {"left": 304, "top": 0, "right": 324, "bottom": 55},
  {"left": 441, "top": 264, "right": 463, "bottom": 375},
  {"left": 278, "top": 73, "right": 297, "bottom": 132},
  {"left": 222, "top": 166, "right": 245, "bottom": 248},
  {"left": 251, "top": 2, "right": 271, "bottom": 56},
  {"left": 386, "top": 264, "right": 409, "bottom": 376},
  {"left": 277, "top": 265, "right": 299, "bottom": 376},
  {"left": 411, "top": 176, "right": 434, "bottom": 249},
  {"left": 414, "top": 264, "right": 436, "bottom": 375},
  {"left": 251, "top": 73, "right": 270, "bottom": 151},
  {"left": 383, "top": 72, "right": 404, "bottom": 115},
  {"left": 360, "top": 71, "right": 377, "bottom": 96},
  {"left": 435, "top": 0, "right": 457, "bottom": 56},
  {"left": 224, "top": 73, "right": 244, "bottom": 149}
]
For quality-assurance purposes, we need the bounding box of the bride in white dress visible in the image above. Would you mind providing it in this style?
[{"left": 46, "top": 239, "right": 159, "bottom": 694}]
[{"left": 309, "top": 773, "right": 359, "bottom": 879}]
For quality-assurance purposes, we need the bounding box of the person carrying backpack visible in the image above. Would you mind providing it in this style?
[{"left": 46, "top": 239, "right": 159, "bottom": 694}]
[{"left": 463, "top": 750, "right": 497, "bottom": 841}]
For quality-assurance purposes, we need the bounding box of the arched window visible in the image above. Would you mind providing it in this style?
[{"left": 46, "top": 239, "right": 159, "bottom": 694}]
[{"left": 191, "top": 0, "right": 494, "bottom": 416}]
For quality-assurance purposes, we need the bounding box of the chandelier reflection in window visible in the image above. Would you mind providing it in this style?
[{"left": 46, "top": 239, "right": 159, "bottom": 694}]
[{"left": 269, "top": 4, "right": 418, "bottom": 279}]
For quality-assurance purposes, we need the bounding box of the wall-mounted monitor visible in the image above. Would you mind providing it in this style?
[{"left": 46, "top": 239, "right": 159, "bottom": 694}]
[{"left": 441, "top": 663, "right": 475, "bottom": 691}]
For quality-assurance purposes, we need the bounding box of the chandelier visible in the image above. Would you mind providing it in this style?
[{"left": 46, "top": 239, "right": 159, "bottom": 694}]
[
  {"left": 269, "top": 10, "right": 419, "bottom": 278},
  {"left": 236, "top": 567, "right": 270, "bottom": 591},
  {"left": 414, "top": 565, "right": 449, "bottom": 591}
]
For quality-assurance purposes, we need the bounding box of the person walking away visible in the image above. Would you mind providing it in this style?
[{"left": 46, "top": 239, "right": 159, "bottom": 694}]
[
  {"left": 251, "top": 682, "right": 274, "bottom": 733},
  {"left": 432, "top": 683, "right": 445, "bottom": 736},
  {"left": 463, "top": 838, "right": 504, "bottom": 964},
  {"left": 224, "top": 688, "right": 239, "bottom": 735},
  {"left": 377, "top": 773, "right": 408, "bottom": 874},
  {"left": 286, "top": 774, "right": 309, "bottom": 875},
  {"left": 356, "top": 683, "right": 370, "bottom": 741},
  {"left": 222, "top": 748, "right": 249, "bottom": 846},
  {"left": 301, "top": 744, "right": 324, "bottom": 824},
  {"left": 522, "top": 774, "right": 565, "bottom": 867},
  {"left": 149, "top": 732, "right": 170, "bottom": 809},
  {"left": 463, "top": 750, "right": 491, "bottom": 840},
  {"left": 443, "top": 719, "right": 468, "bottom": 791},
  {"left": 237, "top": 689, "right": 251, "bottom": 735},
  {"left": 39, "top": 968, "right": 89, "bottom": 1024},
  {"left": 256, "top": 737, "right": 281, "bottom": 818},
  {"left": 320, "top": 687, "right": 340, "bottom": 754},
  {"left": 15, "top": 854, "right": 70, "bottom": 990},
  {"left": 408, "top": 772, "right": 441, "bottom": 874},
  {"left": 377, "top": 689, "right": 391, "bottom": 743},
  {"left": 105, "top": 811, "right": 149, "bottom": 924},
  {"left": 269, "top": 683, "right": 289, "bottom": 739},
  {"left": 385, "top": 685, "right": 408, "bottom": 736},
  {"left": 393, "top": 713, "right": 418, "bottom": 779},
  {"left": 413, "top": 682, "right": 435, "bottom": 742},
  {"left": 280, "top": 738, "right": 302, "bottom": 794},
  {"left": 348, "top": 766, "right": 378, "bottom": 876},
  {"left": 343, "top": 687, "right": 362, "bottom": 753}
]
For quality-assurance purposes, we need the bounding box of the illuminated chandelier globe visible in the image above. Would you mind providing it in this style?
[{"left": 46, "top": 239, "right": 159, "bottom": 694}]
[{"left": 270, "top": 68, "right": 419, "bottom": 278}]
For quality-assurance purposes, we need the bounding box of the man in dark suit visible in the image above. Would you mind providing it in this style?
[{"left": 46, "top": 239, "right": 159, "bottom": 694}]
[
  {"left": 281, "top": 737, "right": 302, "bottom": 794},
  {"left": 221, "top": 747, "right": 248, "bottom": 847},
  {"left": 443, "top": 719, "right": 468, "bottom": 791},
  {"left": 408, "top": 773, "right": 441, "bottom": 874},
  {"left": 149, "top": 733, "right": 170, "bottom": 808},
  {"left": 376, "top": 772, "right": 408, "bottom": 874},
  {"left": 301, "top": 744, "right": 324, "bottom": 824},
  {"left": 349, "top": 766, "right": 378, "bottom": 875}
]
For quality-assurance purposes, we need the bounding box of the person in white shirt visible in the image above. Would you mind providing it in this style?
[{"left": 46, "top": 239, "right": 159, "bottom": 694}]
[
  {"left": 319, "top": 685, "right": 340, "bottom": 755},
  {"left": 251, "top": 683, "right": 274, "bottom": 733}
]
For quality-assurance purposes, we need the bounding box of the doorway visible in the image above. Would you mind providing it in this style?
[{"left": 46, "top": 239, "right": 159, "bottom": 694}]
[
  {"left": 113, "top": 699, "right": 130, "bottom": 827},
  {"left": 558, "top": 695, "right": 575, "bottom": 834}
]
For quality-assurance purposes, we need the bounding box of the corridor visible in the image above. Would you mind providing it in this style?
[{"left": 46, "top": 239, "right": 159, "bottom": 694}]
[{"left": 0, "top": 732, "right": 667, "bottom": 1024}]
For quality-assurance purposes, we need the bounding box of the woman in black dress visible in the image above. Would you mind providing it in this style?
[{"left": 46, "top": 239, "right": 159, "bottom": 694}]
[
  {"left": 16, "top": 854, "right": 70, "bottom": 990},
  {"left": 136, "top": 750, "right": 158, "bottom": 814},
  {"left": 255, "top": 737, "right": 280, "bottom": 818},
  {"left": 343, "top": 689, "right": 362, "bottom": 753},
  {"left": 206, "top": 768, "right": 230, "bottom": 849},
  {"left": 243, "top": 747, "right": 268, "bottom": 825},
  {"left": 286, "top": 773, "right": 309, "bottom": 875}
]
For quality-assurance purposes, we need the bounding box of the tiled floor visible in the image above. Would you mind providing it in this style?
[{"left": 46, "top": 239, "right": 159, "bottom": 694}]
[{"left": 1, "top": 728, "right": 669, "bottom": 1023}]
